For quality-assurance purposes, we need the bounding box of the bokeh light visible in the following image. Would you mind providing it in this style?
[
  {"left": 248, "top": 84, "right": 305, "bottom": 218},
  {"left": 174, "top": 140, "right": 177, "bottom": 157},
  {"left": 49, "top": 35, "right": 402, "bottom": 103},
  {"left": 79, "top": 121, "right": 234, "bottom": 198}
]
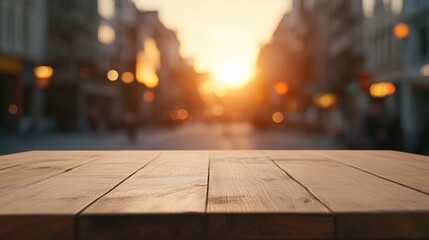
[
  {"left": 107, "top": 70, "right": 119, "bottom": 81},
  {"left": 315, "top": 94, "right": 337, "bottom": 108},
  {"left": 143, "top": 90, "right": 155, "bottom": 103},
  {"left": 394, "top": 22, "right": 410, "bottom": 40},
  {"left": 420, "top": 64, "right": 429, "bottom": 76},
  {"left": 121, "top": 72, "right": 135, "bottom": 84},
  {"left": 272, "top": 112, "right": 284, "bottom": 124},
  {"left": 34, "top": 66, "right": 53, "bottom": 79},
  {"left": 275, "top": 82, "right": 289, "bottom": 95},
  {"left": 8, "top": 104, "right": 18, "bottom": 115},
  {"left": 136, "top": 38, "right": 160, "bottom": 88},
  {"left": 98, "top": 23, "right": 115, "bottom": 44},
  {"left": 370, "top": 82, "right": 396, "bottom": 98}
]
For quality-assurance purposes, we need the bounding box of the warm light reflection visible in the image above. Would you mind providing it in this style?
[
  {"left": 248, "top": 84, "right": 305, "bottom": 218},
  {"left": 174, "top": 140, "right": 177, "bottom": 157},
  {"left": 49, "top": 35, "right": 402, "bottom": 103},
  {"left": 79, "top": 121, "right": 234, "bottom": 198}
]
[
  {"left": 394, "top": 22, "right": 409, "bottom": 40},
  {"left": 34, "top": 66, "right": 53, "bottom": 89},
  {"left": 363, "top": 0, "right": 376, "bottom": 18},
  {"left": 315, "top": 94, "right": 336, "bottom": 108},
  {"left": 391, "top": 0, "right": 404, "bottom": 15},
  {"left": 421, "top": 64, "right": 429, "bottom": 77},
  {"left": 8, "top": 104, "right": 18, "bottom": 115},
  {"left": 121, "top": 71, "right": 135, "bottom": 84},
  {"left": 98, "top": 0, "right": 115, "bottom": 19},
  {"left": 143, "top": 90, "right": 155, "bottom": 103},
  {"left": 370, "top": 82, "right": 396, "bottom": 98},
  {"left": 34, "top": 66, "right": 53, "bottom": 79},
  {"left": 136, "top": 38, "right": 160, "bottom": 88},
  {"left": 214, "top": 60, "right": 253, "bottom": 89},
  {"left": 275, "top": 82, "right": 289, "bottom": 95},
  {"left": 272, "top": 112, "right": 284, "bottom": 124},
  {"left": 98, "top": 24, "right": 115, "bottom": 44},
  {"left": 212, "top": 106, "right": 224, "bottom": 117},
  {"left": 107, "top": 70, "right": 119, "bottom": 81},
  {"left": 170, "top": 109, "right": 189, "bottom": 121}
]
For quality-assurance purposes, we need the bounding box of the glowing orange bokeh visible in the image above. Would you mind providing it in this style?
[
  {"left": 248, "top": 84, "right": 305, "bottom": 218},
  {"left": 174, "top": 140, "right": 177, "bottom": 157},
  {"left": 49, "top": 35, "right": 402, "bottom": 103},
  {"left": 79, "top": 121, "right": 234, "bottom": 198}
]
[
  {"left": 394, "top": 22, "right": 410, "bottom": 40},
  {"left": 121, "top": 71, "right": 135, "bottom": 84},
  {"left": 315, "top": 94, "right": 336, "bottom": 109},
  {"left": 272, "top": 112, "right": 284, "bottom": 124},
  {"left": 370, "top": 82, "right": 396, "bottom": 98},
  {"left": 143, "top": 90, "right": 155, "bottom": 103},
  {"left": 275, "top": 82, "right": 289, "bottom": 95},
  {"left": 136, "top": 38, "right": 160, "bottom": 88}
]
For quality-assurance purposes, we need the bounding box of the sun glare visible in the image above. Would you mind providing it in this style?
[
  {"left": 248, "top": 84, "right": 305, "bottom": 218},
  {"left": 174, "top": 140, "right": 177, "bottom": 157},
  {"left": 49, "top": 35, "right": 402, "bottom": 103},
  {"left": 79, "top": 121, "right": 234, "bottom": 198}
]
[{"left": 214, "top": 60, "right": 252, "bottom": 89}]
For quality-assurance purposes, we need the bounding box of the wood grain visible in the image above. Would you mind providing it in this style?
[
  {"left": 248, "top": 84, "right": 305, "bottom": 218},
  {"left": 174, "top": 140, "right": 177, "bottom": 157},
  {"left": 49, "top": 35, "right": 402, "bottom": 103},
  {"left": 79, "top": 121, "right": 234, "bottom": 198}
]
[
  {"left": 317, "top": 150, "right": 429, "bottom": 194},
  {"left": 83, "top": 151, "right": 209, "bottom": 214},
  {"left": 208, "top": 151, "right": 329, "bottom": 213},
  {"left": 0, "top": 151, "right": 88, "bottom": 170},
  {"left": 206, "top": 151, "right": 333, "bottom": 239},
  {"left": 265, "top": 150, "right": 329, "bottom": 161},
  {"left": 1, "top": 150, "right": 429, "bottom": 239},
  {"left": 276, "top": 158, "right": 429, "bottom": 238},
  {"left": 79, "top": 151, "right": 209, "bottom": 239},
  {"left": 0, "top": 151, "right": 158, "bottom": 240},
  {"left": 0, "top": 151, "right": 100, "bottom": 197}
]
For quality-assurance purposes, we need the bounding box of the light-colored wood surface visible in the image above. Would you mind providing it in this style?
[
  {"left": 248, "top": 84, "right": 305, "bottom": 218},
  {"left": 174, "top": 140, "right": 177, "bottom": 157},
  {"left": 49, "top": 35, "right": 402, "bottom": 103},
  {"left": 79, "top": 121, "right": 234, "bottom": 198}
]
[
  {"left": 0, "top": 151, "right": 159, "bottom": 239},
  {"left": 207, "top": 151, "right": 329, "bottom": 213},
  {"left": 317, "top": 150, "right": 429, "bottom": 194},
  {"left": 0, "top": 150, "right": 428, "bottom": 239},
  {"left": 275, "top": 158, "right": 429, "bottom": 238},
  {"left": 0, "top": 151, "right": 99, "bottom": 197},
  {"left": 83, "top": 151, "right": 209, "bottom": 214}
]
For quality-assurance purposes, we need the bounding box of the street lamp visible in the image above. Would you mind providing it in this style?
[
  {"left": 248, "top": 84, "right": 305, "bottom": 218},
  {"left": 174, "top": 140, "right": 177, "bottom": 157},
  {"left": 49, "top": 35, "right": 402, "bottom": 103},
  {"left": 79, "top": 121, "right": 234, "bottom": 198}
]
[
  {"left": 32, "top": 65, "right": 53, "bottom": 131},
  {"left": 394, "top": 21, "right": 413, "bottom": 149},
  {"left": 34, "top": 65, "right": 53, "bottom": 89}
]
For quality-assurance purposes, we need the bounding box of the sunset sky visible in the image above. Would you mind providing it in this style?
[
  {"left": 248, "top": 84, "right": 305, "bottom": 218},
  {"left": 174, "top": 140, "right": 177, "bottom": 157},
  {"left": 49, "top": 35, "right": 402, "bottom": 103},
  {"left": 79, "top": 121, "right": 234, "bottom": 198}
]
[{"left": 132, "top": 0, "right": 292, "bottom": 89}]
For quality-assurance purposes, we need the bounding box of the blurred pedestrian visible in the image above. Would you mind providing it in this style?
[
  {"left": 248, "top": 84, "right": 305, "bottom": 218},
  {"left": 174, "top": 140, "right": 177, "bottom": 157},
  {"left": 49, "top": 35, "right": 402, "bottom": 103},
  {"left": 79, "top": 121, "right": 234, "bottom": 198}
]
[{"left": 124, "top": 112, "right": 138, "bottom": 143}]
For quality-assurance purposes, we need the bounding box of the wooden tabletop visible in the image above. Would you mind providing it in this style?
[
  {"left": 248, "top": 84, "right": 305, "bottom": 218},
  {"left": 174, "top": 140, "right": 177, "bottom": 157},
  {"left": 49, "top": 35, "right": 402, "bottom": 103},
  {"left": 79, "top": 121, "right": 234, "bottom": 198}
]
[{"left": 0, "top": 150, "right": 428, "bottom": 239}]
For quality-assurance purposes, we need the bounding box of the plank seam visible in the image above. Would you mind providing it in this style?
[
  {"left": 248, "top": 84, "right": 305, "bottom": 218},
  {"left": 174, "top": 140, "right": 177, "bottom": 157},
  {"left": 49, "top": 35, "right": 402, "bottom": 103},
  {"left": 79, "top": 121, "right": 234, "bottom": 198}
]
[
  {"left": 73, "top": 151, "right": 162, "bottom": 240},
  {"left": 270, "top": 159, "right": 335, "bottom": 213},
  {"left": 0, "top": 164, "right": 20, "bottom": 171},
  {"left": 204, "top": 153, "right": 211, "bottom": 213},
  {"left": 264, "top": 152, "right": 337, "bottom": 239},
  {"left": 0, "top": 157, "right": 101, "bottom": 197},
  {"left": 317, "top": 152, "right": 429, "bottom": 196}
]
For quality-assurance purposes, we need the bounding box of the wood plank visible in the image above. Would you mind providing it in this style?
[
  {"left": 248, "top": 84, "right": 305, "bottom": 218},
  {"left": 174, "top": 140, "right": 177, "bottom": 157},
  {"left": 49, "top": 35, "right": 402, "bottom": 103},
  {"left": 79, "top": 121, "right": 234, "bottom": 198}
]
[
  {"left": 79, "top": 151, "right": 209, "bottom": 240},
  {"left": 0, "top": 151, "right": 158, "bottom": 240},
  {"left": 276, "top": 158, "right": 429, "bottom": 239},
  {"left": 317, "top": 150, "right": 429, "bottom": 194},
  {"left": 0, "top": 151, "right": 101, "bottom": 197},
  {"left": 265, "top": 150, "right": 329, "bottom": 161},
  {"left": 206, "top": 151, "right": 333, "bottom": 239},
  {"left": 0, "top": 151, "right": 86, "bottom": 170}
]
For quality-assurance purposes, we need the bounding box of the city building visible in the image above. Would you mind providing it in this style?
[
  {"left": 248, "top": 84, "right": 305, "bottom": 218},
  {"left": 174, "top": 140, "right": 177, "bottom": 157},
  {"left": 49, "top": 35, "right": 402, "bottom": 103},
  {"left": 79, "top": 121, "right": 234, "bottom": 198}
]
[{"left": 0, "top": 0, "right": 47, "bottom": 132}]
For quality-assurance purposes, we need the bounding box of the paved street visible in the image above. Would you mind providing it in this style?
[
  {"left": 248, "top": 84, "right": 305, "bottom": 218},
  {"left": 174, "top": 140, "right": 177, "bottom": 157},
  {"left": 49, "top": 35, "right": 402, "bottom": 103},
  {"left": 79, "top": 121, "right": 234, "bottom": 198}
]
[{"left": 0, "top": 122, "right": 341, "bottom": 155}]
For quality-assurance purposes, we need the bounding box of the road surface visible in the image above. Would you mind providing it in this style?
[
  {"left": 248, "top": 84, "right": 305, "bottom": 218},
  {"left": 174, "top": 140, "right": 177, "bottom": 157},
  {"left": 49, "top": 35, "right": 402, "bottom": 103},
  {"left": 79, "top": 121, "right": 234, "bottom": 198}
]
[{"left": 0, "top": 122, "right": 341, "bottom": 155}]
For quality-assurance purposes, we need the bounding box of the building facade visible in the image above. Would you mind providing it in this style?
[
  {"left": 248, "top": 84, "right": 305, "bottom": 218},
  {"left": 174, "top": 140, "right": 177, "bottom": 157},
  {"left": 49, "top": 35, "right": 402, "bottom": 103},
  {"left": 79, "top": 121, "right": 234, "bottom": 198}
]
[{"left": 0, "top": 0, "right": 47, "bottom": 132}]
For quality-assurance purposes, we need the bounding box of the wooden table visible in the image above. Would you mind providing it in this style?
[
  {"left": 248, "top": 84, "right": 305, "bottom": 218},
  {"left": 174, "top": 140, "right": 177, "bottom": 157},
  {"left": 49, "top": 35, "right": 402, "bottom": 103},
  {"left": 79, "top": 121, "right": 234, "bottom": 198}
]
[{"left": 0, "top": 150, "right": 428, "bottom": 239}]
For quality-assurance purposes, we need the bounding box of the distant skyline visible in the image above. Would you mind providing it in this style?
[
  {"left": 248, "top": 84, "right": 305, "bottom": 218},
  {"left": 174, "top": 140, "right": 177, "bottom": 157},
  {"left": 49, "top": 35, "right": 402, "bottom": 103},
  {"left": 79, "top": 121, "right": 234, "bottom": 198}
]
[{"left": 132, "top": 0, "right": 292, "bottom": 89}]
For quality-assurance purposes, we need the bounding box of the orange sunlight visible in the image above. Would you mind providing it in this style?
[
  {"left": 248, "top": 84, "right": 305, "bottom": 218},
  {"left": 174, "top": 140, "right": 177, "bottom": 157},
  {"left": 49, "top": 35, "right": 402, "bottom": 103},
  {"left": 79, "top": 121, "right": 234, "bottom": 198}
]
[
  {"left": 136, "top": 38, "right": 160, "bottom": 88},
  {"left": 214, "top": 59, "right": 253, "bottom": 89},
  {"left": 133, "top": 0, "right": 292, "bottom": 94}
]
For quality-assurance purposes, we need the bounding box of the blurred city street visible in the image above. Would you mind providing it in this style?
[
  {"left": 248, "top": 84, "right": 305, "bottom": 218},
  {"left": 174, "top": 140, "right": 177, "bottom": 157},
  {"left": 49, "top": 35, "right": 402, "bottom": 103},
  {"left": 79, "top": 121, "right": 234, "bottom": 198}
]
[{"left": 0, "top": 122, "right": 340, "bottom": 155}]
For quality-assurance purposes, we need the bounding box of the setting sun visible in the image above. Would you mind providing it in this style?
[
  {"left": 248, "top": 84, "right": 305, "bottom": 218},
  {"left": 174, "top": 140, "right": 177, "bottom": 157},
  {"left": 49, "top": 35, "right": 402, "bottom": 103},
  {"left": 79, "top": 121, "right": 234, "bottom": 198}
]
[{"left": 214, "top": 60, "right": 253, "bottom": 89}]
